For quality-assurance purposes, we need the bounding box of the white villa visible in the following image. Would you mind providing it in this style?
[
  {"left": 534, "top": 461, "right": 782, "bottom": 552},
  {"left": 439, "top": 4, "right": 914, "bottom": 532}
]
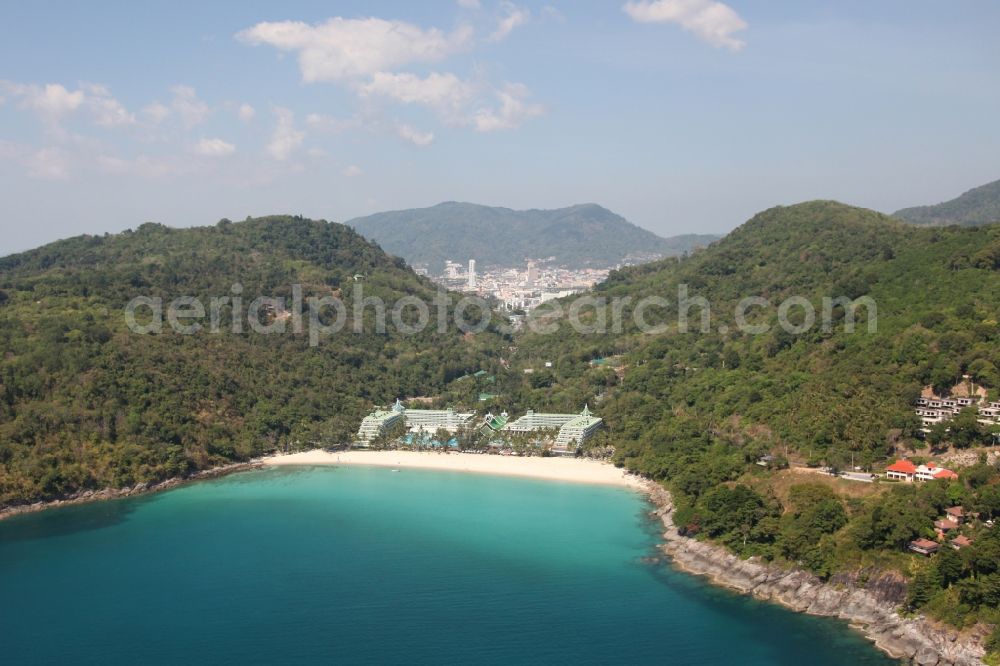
[{"left": 915, "top": 395, "right": 1000, "bottom": 431}]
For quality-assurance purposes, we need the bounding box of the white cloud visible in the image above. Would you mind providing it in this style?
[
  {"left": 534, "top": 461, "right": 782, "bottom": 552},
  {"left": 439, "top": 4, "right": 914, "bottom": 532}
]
[
  {"left": 489, "top": 3, "right": 530, "bottom": 42},
  {"left": 83, "top": 84, "right": 135, "bottom": 127},
  {"left": 193, "top": 137, "right": 236, "bottom": 157},
  {"left": 170, "top": 85, "right": 210, "bottom": 127},
  {"left": 364, "top": 73, "right": 542, "bottom": 131},
  {"left": 27, "top": 147, "right": 70, "bottom": 179},
  {"left": 267, "top": 107, "right": 304, "bottom": 160},
  {"left": 396, "top": 123, "right": 435, "bottom": 146},
  {"left": 342, "top": 164, "right": 363, "bottom": 177},
  {"left": 623, "top": 0, "right": 747, "bottom": 50},
  {"left": 142, "top": 102, "right": 170, "bottom": 124},
  {"left": 237, "top": 17, "right": 473, "bottom": 82},
  {"left": 473, "top": 83, "right": 543, "bottom": 131},
  {"left": 541, "top": 5, "right": 567, "bottom": 22},
  {"left": 457, "top": 0, "right": 481, "bottom": 8},
  {"left": 305, "top": 112, "right": 357, "bottom": 133},
  {"left": 238, "top": 103, "right": 255, "bottom": 122},
  {"left": 361, "top": 72, "right": 473, "bottom": 116},
  {"left": 96, "top": 153, "right": 190, "bottom": 179},
  {"left": 1, "top": 81, "right": 85, "bottom": 120}
]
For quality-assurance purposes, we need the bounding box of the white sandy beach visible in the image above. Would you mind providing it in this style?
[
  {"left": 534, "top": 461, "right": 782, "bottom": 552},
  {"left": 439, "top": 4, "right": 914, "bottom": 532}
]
[{"left": 262, "top": 450, "right": 645, "bottom": 489}]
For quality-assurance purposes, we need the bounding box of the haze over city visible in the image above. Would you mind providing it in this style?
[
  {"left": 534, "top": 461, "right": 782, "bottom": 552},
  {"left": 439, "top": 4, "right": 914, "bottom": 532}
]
[{"left": 2, "top": 0, "right": 999, "bottom": 253}]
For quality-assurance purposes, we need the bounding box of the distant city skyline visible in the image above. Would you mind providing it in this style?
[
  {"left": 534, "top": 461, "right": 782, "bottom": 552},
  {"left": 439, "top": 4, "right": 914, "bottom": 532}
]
[{"left": 1, "top": 0, "right": 999, "bottom": 253}]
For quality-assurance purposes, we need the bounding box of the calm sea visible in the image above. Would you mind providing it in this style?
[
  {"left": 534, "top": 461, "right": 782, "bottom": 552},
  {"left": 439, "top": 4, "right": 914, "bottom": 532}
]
[{"left": 0, "top": 466, "right": 897, "bottom": 664}]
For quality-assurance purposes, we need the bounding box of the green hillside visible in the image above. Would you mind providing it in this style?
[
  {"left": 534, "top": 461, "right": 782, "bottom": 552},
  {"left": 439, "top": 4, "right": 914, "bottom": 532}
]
[
  {"left": 895, "top": 178, "right": 1000, "bottom": 226},
  {"left": 347, "top": 201, "right": 717, "bottom": 271},
  {"left": 0, "top": 216, "right": 504, "bottom": 506},
  {"left": 505, "top": 201, "right": 1000, "bottom": 468}
]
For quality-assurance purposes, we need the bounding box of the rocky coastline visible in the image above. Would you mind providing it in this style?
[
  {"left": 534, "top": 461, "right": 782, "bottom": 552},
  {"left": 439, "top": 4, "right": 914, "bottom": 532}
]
[
  {"left": 0, "top": 460, "right": 263, "bottom": 522},
  {"left": 641, "top": 481, "right": 988, "bottom": 666}
]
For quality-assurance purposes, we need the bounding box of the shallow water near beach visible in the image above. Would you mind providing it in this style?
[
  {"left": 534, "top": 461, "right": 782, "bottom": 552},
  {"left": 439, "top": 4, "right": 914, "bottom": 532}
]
[{"left": 0, "top": 466, "right": 897, "bottom": 664}]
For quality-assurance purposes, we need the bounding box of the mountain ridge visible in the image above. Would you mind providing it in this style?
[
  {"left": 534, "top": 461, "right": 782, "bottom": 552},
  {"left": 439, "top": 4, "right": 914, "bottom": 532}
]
[
  {"left": 346, "top": 201, "right": 718, "bottom": 271},
  {"left": 894, "top": 178, "right": 1000, "bottom": 227}
]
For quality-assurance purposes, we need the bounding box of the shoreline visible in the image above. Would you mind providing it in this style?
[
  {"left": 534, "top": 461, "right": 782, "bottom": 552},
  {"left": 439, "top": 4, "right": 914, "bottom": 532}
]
[
  {"left": 0, "top": 449, "right": 988, "bottom": 663},
  {"left": 0, "top": 461, "right": 264, "bottom": 522},
  {"left": 639, "top": 481, "right": 987, "bottom": 666},
  {"left": 261, "top": 449, "right": 646, "bottom": 489}
]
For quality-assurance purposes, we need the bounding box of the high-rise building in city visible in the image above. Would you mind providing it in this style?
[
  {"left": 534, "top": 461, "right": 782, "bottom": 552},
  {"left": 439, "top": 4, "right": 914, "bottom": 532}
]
[{"left": 468, "top": 259, "right": 476, "bottom": 289}]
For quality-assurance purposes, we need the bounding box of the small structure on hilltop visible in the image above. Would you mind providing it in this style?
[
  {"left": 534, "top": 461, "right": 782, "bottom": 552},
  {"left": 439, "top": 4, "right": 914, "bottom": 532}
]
[
  {"left": 909, "top": 538, "right": 940, "bottom": 556},
  {"left": 952, "top": 535, "right": 973, "bottom": 550},
  {"left": 934, "top": 519, "right": 959, "bottom": 534}
]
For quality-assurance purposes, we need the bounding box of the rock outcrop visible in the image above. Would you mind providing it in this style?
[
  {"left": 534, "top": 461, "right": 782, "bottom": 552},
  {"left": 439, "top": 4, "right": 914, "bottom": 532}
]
[{"left": 643, "top": 483, "right": 987, "bottom": 666}]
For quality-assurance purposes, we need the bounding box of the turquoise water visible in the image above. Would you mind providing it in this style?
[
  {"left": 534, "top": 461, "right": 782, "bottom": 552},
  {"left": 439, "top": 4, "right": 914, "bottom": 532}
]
[{"left": 0, "top": 466, "right": 897, "bottom": 665}]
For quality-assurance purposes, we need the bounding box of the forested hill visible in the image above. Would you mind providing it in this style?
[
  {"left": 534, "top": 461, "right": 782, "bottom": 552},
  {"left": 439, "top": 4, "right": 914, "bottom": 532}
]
[
  {"left": 346, "top": 201, "right": 717, "bottom": 271},
  {"left": 894, "top": 177, "right": 1000, "bottom": 226},
  {"left": 507, "top": 200, "right": 1000, "bottom": 475},
  {"left": 501, "top": 201, "right": 1000, "bottom": 635},
  {"left": 0, "top": 216, "right": 503, "bottom": 506}
]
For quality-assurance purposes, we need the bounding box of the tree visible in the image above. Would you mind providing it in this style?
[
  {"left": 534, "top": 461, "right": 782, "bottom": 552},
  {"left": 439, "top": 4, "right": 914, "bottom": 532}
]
[
  {"left": 935, "top": 545, "right": 964, "bottom": 587},
  {"left": 906, "top": 565, "right": 941, "bottom": 611}
]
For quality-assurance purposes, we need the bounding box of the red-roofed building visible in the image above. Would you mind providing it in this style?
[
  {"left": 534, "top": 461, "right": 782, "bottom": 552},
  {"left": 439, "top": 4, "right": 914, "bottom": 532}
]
[
  {"left": 886, "top": 459, "right": 917, "bottom": 482},
  {"left": 952, "top": 535, "right": 973, "bottom": 550},
  {"left": 945, "top": 506, "right": 965, "bottom": 523},
  {"left": 885, "top": 459, "right": 959, "bottom": 483},
  {"left": 934, "top": 519, "right": 959, "bottom": 533},
  {"left": 932, "top": 468, "right": 959, "bottom": 481},
  {"left": 916, "top": 463, "right": 958, "bottom": 482}
]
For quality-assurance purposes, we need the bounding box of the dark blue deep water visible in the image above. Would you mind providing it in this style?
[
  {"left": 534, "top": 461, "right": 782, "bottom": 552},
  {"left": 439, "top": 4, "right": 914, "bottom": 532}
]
[{"left": 0, "top": 466, "right": 897, "bottom": 664}]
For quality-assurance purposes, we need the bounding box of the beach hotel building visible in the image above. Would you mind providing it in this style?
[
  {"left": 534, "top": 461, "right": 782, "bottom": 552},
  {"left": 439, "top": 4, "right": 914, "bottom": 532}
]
[
  {"left": 356, "top": 400, "right": 475, "bottom": 445},
  {"left": 356, "top": 408, "right": 405, "bottom": 445},
  {"left": 398, "top": 402, "right": 476, "bottom": 435},
  {"left": 504, "top": 406, "right": 603, "bottom": 452},
  {"left": 356, "top": 403, "right": 603, "bottom": 451}
]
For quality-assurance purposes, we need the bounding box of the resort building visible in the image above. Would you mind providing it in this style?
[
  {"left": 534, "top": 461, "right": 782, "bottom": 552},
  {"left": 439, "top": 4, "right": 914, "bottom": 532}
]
[
  {"left": 356, "top": 408, "right": 405, "bottom": 445},
  {"left": 505, "top": 409, "right": 578, "bottom": 433},
  {"left": 480, "top": 411, "right": 510, "bottom": 435},
  {"left": 356, "top": 400, "right": 475, "bottom": 445},
  {"left": 504, "top": 406, "right": 603, "bottom": 452},
  {"left": 554, "top": 406, "right": 604, "bottom": 449},
  {"left": 374, "top": 400, "right": 475, "bottom": 435}
]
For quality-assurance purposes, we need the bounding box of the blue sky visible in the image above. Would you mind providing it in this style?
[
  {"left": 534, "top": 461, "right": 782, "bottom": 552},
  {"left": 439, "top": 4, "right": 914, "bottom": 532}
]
[{"left": 1, "top": 0, "right": 999, "bottom": 253}]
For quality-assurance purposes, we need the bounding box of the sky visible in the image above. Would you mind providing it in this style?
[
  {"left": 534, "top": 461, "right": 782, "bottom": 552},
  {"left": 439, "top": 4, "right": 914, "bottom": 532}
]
[{"left": 1, "top": 0, "right": 999, "bottom": 254}]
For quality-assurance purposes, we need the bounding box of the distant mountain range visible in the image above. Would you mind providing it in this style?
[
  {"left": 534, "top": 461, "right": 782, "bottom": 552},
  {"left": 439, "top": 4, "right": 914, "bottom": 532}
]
[
  {"left": 894, "top": 177, "right": 1000, "bottom": 226},
  {"left": 346, "top": 202, "right": 718, "bottom": 271}
]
